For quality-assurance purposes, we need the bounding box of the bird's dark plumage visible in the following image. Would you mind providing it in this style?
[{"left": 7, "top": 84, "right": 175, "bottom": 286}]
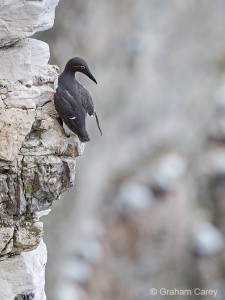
[{"left": 54, "top": 57, "right": 102, "bottom": 143}]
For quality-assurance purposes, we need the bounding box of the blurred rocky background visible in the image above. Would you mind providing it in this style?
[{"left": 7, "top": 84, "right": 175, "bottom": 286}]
[{"left": 35, "top": 0, "right": 225, "bottom": 299}]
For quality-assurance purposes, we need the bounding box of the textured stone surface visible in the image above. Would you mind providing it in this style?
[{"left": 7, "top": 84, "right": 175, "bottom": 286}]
[
  {"left": 0, "top": 0, "right": 60, "bottom": 47},
  {"left": 0, "top": 28, "right": 84, "bottom": 258},
  {"left": 0, "top": 108, "right": 36, "bottom": 161},
  {"left": 0, "top": 217, "right": 44, "bottom": 256},
  {"left": 0, "top": 39, "right": 81, "bottom": 250},
  {"left": 0, "top": 38, "right": 84, "bottom": 164},
  {"left": 0, "top": 39, "right": 51, "bottom": 84},
  {"left": 0, "top": 0, "right": 88, "bottom": 299},
  {"left": 0, "top": 226, "right": 14, "bottom": 254},
  {"left": 0, "top": 240, "right": 47, "bottom": 299},
  {"left": 14, "top": 221, "right": 43, "bottom": 252}
]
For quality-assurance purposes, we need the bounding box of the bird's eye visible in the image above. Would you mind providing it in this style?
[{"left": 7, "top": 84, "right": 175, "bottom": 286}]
[{"left": 81, "top": 66, "right": 85, "bottom": 69}]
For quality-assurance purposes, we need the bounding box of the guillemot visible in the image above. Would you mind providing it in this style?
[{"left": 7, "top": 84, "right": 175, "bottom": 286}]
[{"left": 54, "top": 57, "right": 102, "bottom": 143}]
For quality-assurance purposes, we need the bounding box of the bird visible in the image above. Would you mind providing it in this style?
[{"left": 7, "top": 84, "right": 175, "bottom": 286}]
[{"left": 54, "top": 57, "right": 102, "bottom": 143}]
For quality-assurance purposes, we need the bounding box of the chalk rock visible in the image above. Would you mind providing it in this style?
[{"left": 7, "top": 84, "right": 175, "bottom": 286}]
[
  {"left": 0, "top": 217, "right": 44, "bottom": 256},
  {"left": 0, "top": 0, "right": 60, "bottom": 47},
  {"left": 3, "top": 84, "right": 53, "bottom": 109},
  {"left": 0, "top": 39, "right": 50, "bottom": 84},
  {"left": 0, "top": 240, "right": 47, "bottom": 300},
  {"left": 0, "top": 0, "right": 84, "bottom": 265},
  {"left": 0, "top": 108, "right": 36, "bottom": 161},
  {"left": 0, "top": 35, "right": 84, "bottom": 257},
  {"left": 0, "top": 37, "right": 84, "bottom": 164},
  {"left": 0, "top": 226, "right": 14, "bottom": 254},
  {"left": 0, "top": 155, "right": 77, "bottom": 217},
  {"left": 21, "top": 102, "right": 85, "bottom": 158},
  {"left": 22, "top": 156, "right": 77, "bottom": 212},
  {"left": 13, "top": 222, "right": 43, "bottom": 252}
]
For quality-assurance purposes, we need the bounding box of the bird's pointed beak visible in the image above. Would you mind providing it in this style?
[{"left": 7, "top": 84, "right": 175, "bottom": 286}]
[{"left": 88, "top": 72, "right": 97, "bottom": 84}]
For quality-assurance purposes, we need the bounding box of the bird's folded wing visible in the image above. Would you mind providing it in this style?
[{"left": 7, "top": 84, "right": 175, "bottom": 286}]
[
  {"left": 54, "top": 89, "right": 79, "bottom": 119},
  {"left": 78, "top": 84, "right": 95, "bottom": 116}
]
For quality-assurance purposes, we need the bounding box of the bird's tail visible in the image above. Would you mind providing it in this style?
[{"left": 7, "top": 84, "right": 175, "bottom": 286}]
[{"left": 94, "top": 112, "right": 102, "bottom": 136}]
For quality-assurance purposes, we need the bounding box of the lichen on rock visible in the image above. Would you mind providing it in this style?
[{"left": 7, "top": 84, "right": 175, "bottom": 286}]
[
  {"left": 0, "top": 1, "right": 87, "bottom": 298},
  {"left": 0, "top": 22, "right": 84, "bottom": 259},
  {"left": 0, "top": 38, "right": 83, "bottom": 256}
]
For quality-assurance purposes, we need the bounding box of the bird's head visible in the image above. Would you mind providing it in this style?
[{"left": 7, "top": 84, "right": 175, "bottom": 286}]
[{"left": 65, "top": 57, "right": 97, "bottom": 84}]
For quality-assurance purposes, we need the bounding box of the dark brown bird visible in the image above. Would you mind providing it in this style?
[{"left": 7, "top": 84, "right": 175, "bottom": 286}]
[{"left": 54, "top": 57, "right": 102, "bottom": 142}]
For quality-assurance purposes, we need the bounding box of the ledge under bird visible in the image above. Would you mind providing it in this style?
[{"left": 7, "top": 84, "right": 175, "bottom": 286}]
[{"left": 54, "top": 57, "right": 102, "bottom": 143}]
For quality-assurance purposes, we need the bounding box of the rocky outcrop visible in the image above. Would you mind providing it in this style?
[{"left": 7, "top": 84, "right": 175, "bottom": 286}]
[
  {"left": 0, "top": 241, "right": 47, "bottom": 300},
  {"left": 0, "top": 0, "right": 60, "bottom": 47},
  {"left": 0, "top": 36, "right": 83, "bottom": 257},
  {"left": 0, "top": 0, "right": 84, "bottom": 299}
]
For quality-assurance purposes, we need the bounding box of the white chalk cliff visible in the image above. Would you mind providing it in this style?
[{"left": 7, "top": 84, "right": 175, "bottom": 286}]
[{"left": 0, "top": 1, "right": 83, "bottom": 299}]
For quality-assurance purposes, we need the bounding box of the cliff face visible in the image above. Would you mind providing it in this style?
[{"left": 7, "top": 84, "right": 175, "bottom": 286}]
[
  {"left": 0, "top": 0, "right": 60, "bottom": 47},
  {"left": 0, "top": 1, "right": 83, "bottom": 299}
]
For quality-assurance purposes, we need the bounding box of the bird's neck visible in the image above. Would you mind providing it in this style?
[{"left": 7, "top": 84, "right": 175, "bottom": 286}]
[{"left": 63, "top": 68, "right": 78, "bottom": 81}]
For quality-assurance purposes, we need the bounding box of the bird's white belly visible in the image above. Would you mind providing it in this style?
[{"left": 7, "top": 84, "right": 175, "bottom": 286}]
[
  {"left": 63, "top": 121, "right": 74, "bottom": 136},
  {"left": 54, "top": 78, "right": 58, "bottom": 92}
]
